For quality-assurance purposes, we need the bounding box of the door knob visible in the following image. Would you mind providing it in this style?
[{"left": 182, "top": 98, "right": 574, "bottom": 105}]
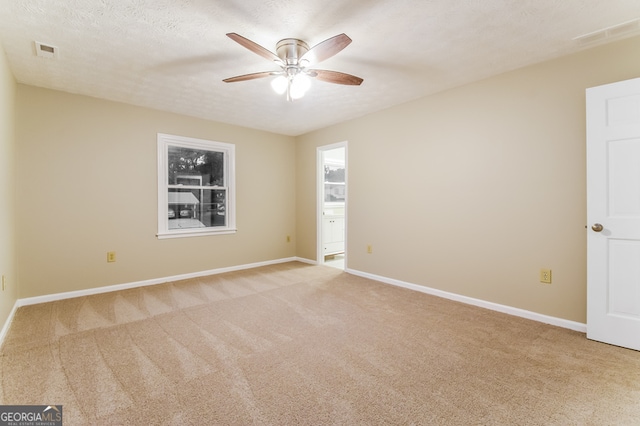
[{"left": 591, "top": 223, "right": 604, "bottom": 232}]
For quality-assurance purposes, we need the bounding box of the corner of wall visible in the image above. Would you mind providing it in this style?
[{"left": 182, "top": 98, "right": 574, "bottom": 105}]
[{"left": 0, "top": 43, "right": 18, "bottom": 338}]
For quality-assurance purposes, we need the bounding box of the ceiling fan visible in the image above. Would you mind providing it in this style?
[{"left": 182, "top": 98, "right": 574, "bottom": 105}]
[{"left": 223, "top": 33, "right": 363, "bottom": 101}]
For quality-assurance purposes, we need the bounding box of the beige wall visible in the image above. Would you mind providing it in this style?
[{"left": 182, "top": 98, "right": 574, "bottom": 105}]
[
  {"left": 15, "top": 86, "right": 296, "bottom": 298},
  {"left": 8, "top": 35, "right": 640, "bottom": 320},
  {"left": 296, "top": 36, "right": 640, "bottom": 323},
  {"left": 0, "top": 44, "right": 17, "bottom": 326}
]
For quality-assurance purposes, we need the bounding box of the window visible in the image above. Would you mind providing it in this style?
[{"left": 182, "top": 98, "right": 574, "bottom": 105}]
[
  {"left": 324, "top": 161, "right": 345, "bottom": 203},
  {"left": 157, "top": 133, "right": 236, "bottom": 239}
]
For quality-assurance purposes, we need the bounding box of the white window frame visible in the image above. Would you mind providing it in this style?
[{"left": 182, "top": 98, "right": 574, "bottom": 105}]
[{"left": 157, "top": 133, "right": 236, "bottom": 239}]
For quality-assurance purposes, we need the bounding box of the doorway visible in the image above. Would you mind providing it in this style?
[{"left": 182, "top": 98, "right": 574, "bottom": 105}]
[{"left": 317, "top": 142, "right": 347, "bottom": 270}]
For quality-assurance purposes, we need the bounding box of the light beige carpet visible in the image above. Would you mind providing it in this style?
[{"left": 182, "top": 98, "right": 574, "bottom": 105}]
[{"left": 1, "top": 262, "right": 639, "bottom": 425}]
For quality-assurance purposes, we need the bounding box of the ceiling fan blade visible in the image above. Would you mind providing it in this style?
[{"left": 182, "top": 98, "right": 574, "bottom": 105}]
[
  {"left": 311, "top": 69, "right": 363, "bottom": 86},
  {"left": 223, "top": 71, "right": 275, "bottom": 83},
  {"left": 226, "top": 33, "right": 282, "bottom": 64},
  {"left": 301, "top": 33, "right": 352, "bottom": 64}
]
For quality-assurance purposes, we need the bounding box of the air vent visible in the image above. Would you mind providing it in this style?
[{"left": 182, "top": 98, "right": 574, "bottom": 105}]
[
  {"left": 574, "top": 19, "right": 640, "bottom": 46},
  {"left": 34, "top": 41, "right": 58, "bottom": 59}
]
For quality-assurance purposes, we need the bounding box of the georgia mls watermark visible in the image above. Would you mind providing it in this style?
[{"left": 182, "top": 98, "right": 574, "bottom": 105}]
[{"left": 0, "top": 405, "right": 62, "bottom": 426}]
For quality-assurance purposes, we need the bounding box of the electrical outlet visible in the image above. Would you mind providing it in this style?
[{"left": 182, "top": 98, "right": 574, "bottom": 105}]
[
  {"left": 107, "top": 251, "right": 117, "bottom": 263},
  {"left": 367, "top": 244, "right": 373, "bottom": 254},
  {"left": 540, "top": 268, "right": 552, "bottom": 284},
  {"left": 286, "top": 235, "right": 291, "bottom": 243}
]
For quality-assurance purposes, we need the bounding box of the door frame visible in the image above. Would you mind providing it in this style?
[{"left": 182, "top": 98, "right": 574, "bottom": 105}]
[{"left": 317, "top": 141, "right": 348, "bottom": 267}]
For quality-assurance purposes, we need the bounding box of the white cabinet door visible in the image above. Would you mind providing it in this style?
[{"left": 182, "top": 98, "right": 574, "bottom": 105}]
[
  {"left": 330, "top": 217, "right": 345, "bottom": 244},
  {"left": 586, "top": 77, "right": 640, "bottom": 351},
  {"left": 323, "top": 216, "right": 345, "bottom": 255}
]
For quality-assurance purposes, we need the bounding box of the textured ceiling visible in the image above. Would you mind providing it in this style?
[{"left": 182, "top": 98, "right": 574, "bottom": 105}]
[{"left": 1, "top": 0, "right": 640, "bottom": 136}]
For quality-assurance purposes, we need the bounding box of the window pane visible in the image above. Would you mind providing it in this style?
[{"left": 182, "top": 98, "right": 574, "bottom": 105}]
[
  {"left": 167, "top": 146, "right": 224, "bottom": 186},
  {"left": 168, "top": 188, "right": 226, "bottom": 229},
  {"left": 324, "top": 165, "right": 345, "bottom": 183},
  {"left": 325, "top": 183, "right": 345, "bottom": 202},
  {"left": 200, "top": 189, "right": 226, "bottom": 227},
  {"left": 324, "top": 164, "right": 345, "bottom": 202}
]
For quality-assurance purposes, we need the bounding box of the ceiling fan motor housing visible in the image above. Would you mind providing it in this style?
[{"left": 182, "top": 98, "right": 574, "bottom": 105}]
[{"left": 276, "top": 39, "right": 309, "bottom": 65}]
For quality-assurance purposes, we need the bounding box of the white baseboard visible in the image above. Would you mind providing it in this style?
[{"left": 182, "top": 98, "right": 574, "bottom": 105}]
[
  {"left": 0, "top": 257, "right": 307, "bottom": 348},
  {"left": 0, "top": 300, "right": 20, "bottom": 348},
  {"left": 346, "top": 267, "right": 587, "bottom": 333},
  {"left": 17, "top": 257, "right": 305, "bottom": 308}
]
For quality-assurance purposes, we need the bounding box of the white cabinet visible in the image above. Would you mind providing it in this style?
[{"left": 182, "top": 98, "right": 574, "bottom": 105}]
[{"left": 323, "top": 216, "right": 345, "bottom": 255}]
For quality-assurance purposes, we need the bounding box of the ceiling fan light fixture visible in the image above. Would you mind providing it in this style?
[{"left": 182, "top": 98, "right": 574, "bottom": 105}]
[
  {"left": 271, "top": 75, "right": 288, "bottom": 94},
  {"left": 290, "top": 74, "right": 311, "bottom": 99}
]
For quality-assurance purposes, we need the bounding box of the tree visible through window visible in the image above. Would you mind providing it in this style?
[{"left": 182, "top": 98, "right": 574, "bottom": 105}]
[{"left": 157, "top": 134, "right": 236, "bottom": 238}]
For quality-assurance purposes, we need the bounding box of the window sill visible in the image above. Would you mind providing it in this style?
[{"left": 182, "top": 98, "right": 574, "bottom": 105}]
[{"left": 157, "top": 228, "right": 237, "bottom": 239}]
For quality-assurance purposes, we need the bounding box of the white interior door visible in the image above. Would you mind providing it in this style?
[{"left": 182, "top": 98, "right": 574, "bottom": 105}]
[{"left": 586, "top": 77, "right": 640, "bottom": 351}]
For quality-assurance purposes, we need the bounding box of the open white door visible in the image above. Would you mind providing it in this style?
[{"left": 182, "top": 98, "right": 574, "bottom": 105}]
[{"left": 586, "top": 77, "right": 640, "bottom": 351}]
